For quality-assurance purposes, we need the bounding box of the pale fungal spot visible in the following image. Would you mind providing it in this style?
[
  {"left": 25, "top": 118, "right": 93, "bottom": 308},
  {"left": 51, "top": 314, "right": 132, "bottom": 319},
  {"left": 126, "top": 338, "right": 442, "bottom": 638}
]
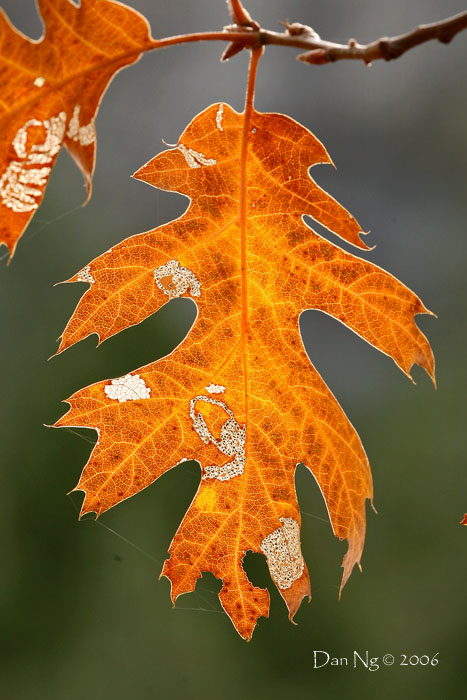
[
  {"left": 14, "top": 113, "right": 67, "bottom": 160},
  {"left": 178, "top": 143, "right": 216, "bottom": 169},
  {"left": 260, "top": 517, "right": 305, "bottom": 590},
  {"left": 104, "top": 373, "right": 151, "bottom": 402},
  {"left": 215, "top": 103, "right": 224, "bottom": 132},
  {"left": 27, "top": 153, "right": 55, "bottom": 165},
  {"left": 77, "top": 265, "right": 95, "bottom": 284},
  {"left": 0, "top": 162, "right": 50, "bottom": 212},
  {"left": 251, "top": 128, "right": 257, "bottom": 134},
  {"left": 205, "top": 383, "right": 226, "bottom": 394},
  {"left": 190, "top": 395, "right": 245, "bottom": 482},
  {"left": 33, "top": 76, "right": 46, "bottom": 88},
  {"left": 67, "top": 105, "right": 96, "bottom": 147},
  {"left": 19, "top": 167, "right": 51, "bottom": 185},
  {"left": 0, "top": 112, "right": 66, "bottom": 212},
  {"left": 13, "top": 118, "right": 43, "bottom": 159},
  {"left": 154, "top": 259, "right": 201, "bottom": 299}
]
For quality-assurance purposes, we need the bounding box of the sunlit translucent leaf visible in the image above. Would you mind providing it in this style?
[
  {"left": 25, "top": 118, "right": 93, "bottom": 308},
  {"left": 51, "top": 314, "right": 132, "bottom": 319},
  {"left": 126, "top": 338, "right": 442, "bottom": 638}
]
[
  {"left": 0, "top": 0, "right": 151, "bottom": 258},
  {"left": 56, "top": 103, "right": 434, "bottom": 639}
]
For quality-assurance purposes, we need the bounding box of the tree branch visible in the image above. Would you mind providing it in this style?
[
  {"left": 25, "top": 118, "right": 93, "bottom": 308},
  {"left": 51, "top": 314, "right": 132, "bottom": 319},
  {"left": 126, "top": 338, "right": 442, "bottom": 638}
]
[
  {"left": 153, "top": 10, "right": 467, "bottom": 67},
  {"left": 282, "top": 10, "right": 467, "bottom": 65}
]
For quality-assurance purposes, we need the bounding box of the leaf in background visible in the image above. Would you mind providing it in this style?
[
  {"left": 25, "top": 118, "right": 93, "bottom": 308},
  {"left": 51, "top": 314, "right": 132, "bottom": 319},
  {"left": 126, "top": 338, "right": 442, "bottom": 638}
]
[
  {"left": 0, "top": 0, "right": 152, "bottom": 259},
  {"left": 55, "top": 103, "right": 434, "bottom": 639}
]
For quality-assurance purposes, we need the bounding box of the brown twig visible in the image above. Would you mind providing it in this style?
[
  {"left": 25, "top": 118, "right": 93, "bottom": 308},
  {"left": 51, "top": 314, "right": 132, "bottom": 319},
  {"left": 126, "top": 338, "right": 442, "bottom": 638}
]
[
  {"left": 152, "top": 10, "right": 467, "bottom": 67},
  {"left": 288, "top": 10, "right": 467, "bottom": 65}
]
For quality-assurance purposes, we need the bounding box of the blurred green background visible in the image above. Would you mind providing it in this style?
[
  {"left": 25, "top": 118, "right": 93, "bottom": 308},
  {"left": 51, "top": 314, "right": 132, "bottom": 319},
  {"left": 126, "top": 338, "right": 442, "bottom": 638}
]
[{"left": 1, "top": 1, "right": 466, "bottom": 698}]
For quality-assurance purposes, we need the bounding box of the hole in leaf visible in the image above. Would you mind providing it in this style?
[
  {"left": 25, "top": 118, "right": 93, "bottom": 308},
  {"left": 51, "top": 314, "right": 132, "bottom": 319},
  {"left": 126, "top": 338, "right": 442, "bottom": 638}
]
[{"left": 242, "top": 551, "right": 270, "bottom": 589}]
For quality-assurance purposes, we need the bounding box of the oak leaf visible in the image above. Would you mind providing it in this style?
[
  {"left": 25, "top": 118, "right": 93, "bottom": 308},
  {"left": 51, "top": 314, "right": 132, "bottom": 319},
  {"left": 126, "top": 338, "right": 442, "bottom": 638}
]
[
  {"left": 55, "top": 102, "right": 434, "bottom": 639},
  {"left": 0, "top": 0, "right": 152, "bottom": 259}
]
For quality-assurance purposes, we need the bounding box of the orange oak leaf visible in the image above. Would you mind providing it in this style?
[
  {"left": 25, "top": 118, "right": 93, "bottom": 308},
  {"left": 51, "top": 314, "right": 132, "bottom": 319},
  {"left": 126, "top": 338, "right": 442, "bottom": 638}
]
[
  {"left": 0, "top": 0, "right": 153, "bottom": 259},
  {"left": 55, "top": 101, "right": 434, "bottom": 640},
  {"left": 461, "top": 514, "right": 467, "bottom": 526}
]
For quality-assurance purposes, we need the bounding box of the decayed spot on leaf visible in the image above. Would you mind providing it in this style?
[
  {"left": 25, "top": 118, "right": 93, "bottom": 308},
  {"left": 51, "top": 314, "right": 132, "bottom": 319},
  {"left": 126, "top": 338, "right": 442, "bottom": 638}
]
[
  {"left": 260, "top": 518, "right": 305, "bottom": 590},
  {"left": 190, "top": 395, "right": 246, "bottom": 482},
  {"left": 177, "top": 143, "right": 217, "bottom": 169},
  {"left": 0, "top": 0, "right": 153, "bottom": 259},
  {"left": 55, "top": 102, "right": 434, "bottom": 640},
  {"left": 104, "top": 373, "right": 151, "bottom": 403},
  {"left": 205, "top": 383, "right": 226, "bottom": 394},
  {"left": 216, "top": 103, "right": 224, "bottom": 131},
  {"left": 77, "top": 265, "right": 95, "bottom": 285},
  {"left": 154, "top": 259, "right": 201, "bottom": 298}
]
